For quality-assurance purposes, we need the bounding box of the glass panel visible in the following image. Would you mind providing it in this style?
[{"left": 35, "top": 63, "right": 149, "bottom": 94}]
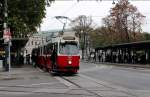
[{"left": 59, "top": 42, "right": 79, "bottom": 55}]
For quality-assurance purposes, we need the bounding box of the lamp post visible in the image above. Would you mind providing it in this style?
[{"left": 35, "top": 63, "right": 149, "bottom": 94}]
[
  {"left": 3, "top": 0, "right": 11, "bottom": 71},
  {"left": 81, "top": 30, "right": 86, "bottom": 60}
]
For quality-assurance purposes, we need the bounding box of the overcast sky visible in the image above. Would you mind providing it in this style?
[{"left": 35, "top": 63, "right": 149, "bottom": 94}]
[{"left": 41, "top": 0, "right": 150, "bottom": 32}]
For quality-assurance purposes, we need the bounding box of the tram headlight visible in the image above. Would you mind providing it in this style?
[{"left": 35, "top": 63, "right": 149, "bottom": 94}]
[{"left": 68, "top": 60, "right": 72, "bottom": 64}]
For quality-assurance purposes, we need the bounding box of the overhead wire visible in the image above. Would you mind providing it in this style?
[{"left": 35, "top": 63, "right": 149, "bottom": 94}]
[
  {"left": 60, "top": 1, "right": 79, "bottom": 18},
  {"left": 45, "top": 0, "right": 150, "bottom": 31}
]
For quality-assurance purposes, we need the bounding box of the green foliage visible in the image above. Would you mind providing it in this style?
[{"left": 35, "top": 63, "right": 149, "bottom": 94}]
[
  {"left": 142, "top": 32, "right": 150, "bottom": 40},
  {"left": 0, "top": 0, "right": 54, "bottom": 38},
  {"left": 8, "top": 0, "right": 46, "bottom": 36},
  {"left": 89, "top": 27, "right": 115, "bottom": 48},
  {"left": 0, "top": 1, "right": 3, "bottom": 37}
]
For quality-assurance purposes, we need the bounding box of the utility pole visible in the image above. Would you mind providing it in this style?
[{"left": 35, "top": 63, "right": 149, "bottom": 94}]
[
  {"left": 3, "top": 0, "right": 11, "bottom": 72},
  {"left": 81, "top": 30, "right": 85, "bottom": 60}
]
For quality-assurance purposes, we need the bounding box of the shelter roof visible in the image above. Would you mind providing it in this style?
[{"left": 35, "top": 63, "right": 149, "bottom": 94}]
[{"left": 95, "top": 41, "right": 150, "bottom": 51}]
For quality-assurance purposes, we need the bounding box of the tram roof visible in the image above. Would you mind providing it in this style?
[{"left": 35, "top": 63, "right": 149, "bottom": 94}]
[{"left": 95, "top": 40, "right": 150, "bottom": 50}]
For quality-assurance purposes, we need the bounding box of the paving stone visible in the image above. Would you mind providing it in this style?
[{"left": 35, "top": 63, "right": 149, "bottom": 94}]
[
  {"left": 131, "top": 90, "right": 150, "bottom": 97},
  {"left": 94, "top": 90, "right": 135, "bottom": 97},
  {"left": 33, "top": 88, "right": 69, "bottom": 93},
  {"left": 0, "top": 91, "right": 31, "bottom": 95},
  {"left": 87, "top": 86, "right": 113, "bottom": 91},
  {"left": 0, "top": 87, "right": 37, "bottom": 92},
  {"left": 67, "top": 89, "right": 93, "bottom": 96}
]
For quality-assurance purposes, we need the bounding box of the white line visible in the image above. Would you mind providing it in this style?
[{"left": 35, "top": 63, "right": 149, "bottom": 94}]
[{"left": 17, "top": 82, "right": 57, "bottom": 87}]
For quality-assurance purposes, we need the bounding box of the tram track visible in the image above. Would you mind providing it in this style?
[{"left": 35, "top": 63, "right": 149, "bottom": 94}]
[
  {"left": 57, "top": 75, "right": 103, "bottom": 97},
  {"left": 55, "top": 73, "right": 139, "bottom": 97}
]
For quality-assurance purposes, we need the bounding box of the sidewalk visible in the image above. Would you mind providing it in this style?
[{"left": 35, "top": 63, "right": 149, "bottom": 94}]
[
  {"left": 102, "top": 62, "right": 150, "bottom": 68},
  {"left": 0, "top": 65, "right": 35, "bottom": 80},
  {"left": 0, "top": 65, "right": 70, "bottom": 97}
]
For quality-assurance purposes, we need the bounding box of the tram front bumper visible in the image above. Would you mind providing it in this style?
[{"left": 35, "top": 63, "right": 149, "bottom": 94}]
[{"left": 58, "top": 66, "right": 79, "bottom": 70}]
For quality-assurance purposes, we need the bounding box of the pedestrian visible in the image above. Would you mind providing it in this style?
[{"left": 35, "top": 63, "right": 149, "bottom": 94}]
[
  {"left": 31, "top": 54, "right": 37, "bottom": 67},
  {"left": 93, "top": 53, "right": 96, "bottom": 62},
  {"left": 50, "top": 49, "right": 57, "bottom": 69},
  {"left": 19, "top": 53, "right": 24, "bottom": 65},
  {"left": 98, "top": 54, "right": 101, "bottom": 62}
]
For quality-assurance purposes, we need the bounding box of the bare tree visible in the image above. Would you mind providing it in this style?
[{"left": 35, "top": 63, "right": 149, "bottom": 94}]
[{"left": 70, "top": 15, "right": 93, "bottom": 59}]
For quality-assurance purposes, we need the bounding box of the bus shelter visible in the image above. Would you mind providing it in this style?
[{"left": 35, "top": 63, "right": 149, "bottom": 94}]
[
  {"left": 95, "top": 41, "right": 150, "bottom": 64},
  {"left": 0, "top": 38, "right": 28, "bottom": 67}
]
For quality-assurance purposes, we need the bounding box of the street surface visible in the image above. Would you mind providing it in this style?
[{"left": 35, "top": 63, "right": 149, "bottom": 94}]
[
  {"left": 79, "top": 61, "right": 150, "bottom": 97},
  {"left": 0, "top": 62, "right": 150, "bottom": 97}
]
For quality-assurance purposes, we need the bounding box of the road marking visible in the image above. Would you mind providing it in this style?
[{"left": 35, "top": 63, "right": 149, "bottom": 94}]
[{"left": 17, "top": 82, "right": 58, "bottom": 87}]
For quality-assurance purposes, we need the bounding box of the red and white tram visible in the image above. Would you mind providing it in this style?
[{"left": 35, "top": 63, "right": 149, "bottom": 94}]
[{"left": 34, "top": 32, "right": 80, "bottom": 74}]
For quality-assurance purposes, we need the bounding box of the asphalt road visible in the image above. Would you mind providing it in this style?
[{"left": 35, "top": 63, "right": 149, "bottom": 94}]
[
  {"left": 79, "top": 61, "right": 150, "bottom": 95},
  {"left": 80, "top": 62, "right": 150, "bottom": 89}
]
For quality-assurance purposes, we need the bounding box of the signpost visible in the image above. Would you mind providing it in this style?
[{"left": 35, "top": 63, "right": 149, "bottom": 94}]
[
  {"left": 3, "top": 28, "right": 11, "bottom": 71},
  {"left": 3, "top": 0, "right": 12, "bottom": 72},
  {"left": 3, "top": 28, "right": 11, "bottom": 42}
]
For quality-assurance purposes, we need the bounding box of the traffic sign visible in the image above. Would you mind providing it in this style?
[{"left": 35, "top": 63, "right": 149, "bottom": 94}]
[{"left": 3, "top": 28, "right": 11, "bottom": 42}]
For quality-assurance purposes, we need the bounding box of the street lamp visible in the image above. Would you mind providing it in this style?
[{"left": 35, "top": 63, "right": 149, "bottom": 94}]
[
  {"left": 80, "top": 30, "right": 86, "bottom": 60},
  {"left": 3, "top": 0, "right": 11, "bottom": 72}
]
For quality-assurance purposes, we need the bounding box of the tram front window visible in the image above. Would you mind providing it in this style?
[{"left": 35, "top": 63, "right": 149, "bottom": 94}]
[{"left": 59, "top": 42, "right": 79, "bottom": 55}]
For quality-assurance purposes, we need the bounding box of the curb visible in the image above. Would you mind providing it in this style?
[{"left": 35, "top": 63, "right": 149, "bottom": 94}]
[
  {"left": 81, "top": 60, "right": 150, "bottom": 69},
  {"left": 102, "top": 62, "right": 150, "bottom": 68}
]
